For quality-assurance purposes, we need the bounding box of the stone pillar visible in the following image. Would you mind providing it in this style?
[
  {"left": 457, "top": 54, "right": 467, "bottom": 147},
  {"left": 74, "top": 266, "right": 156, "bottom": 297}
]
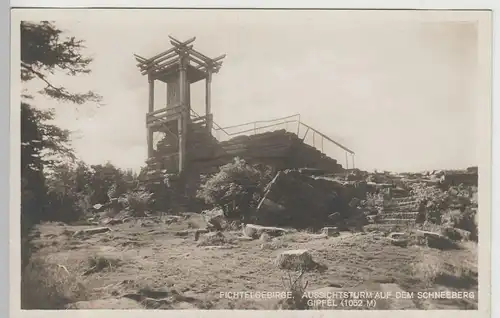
[
  {"left": 178, "top": 58, "right": 188, "bottom": 173},
  {"left": 147, "top": 77, "right": 155, "bottom": 158},
  {"left": 205, "top": 71, "right": 213, "bottom": 133}
]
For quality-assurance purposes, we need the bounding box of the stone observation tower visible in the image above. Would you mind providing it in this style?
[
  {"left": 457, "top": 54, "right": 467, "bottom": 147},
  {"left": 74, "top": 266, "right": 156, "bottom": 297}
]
[{"left": 134, "top": 36, "right": 226, "bottom": 175}]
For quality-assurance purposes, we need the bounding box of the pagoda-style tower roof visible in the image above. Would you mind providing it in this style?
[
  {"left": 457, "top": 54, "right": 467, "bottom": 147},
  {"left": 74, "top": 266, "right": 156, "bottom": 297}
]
[{"left": 134, "top": 36, "right": 226, "bottom": 83}]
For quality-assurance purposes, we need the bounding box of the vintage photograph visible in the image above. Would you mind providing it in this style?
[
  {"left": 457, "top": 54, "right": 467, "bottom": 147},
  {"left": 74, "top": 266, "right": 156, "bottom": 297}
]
[{"left": 15, "top": 9, "right": 490, "bottom": 311}]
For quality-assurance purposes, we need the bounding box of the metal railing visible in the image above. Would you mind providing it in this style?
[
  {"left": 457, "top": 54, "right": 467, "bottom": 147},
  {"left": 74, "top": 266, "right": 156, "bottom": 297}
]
[
  {"left": 191, "top": 111, "right": 356, "bottom": 169},
  {"left": 150, "top": 107, "right": 356, "bottom": 169}
]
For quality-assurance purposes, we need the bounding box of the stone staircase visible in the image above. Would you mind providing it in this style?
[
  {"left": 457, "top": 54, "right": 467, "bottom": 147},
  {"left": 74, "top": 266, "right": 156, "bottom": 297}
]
[
  {"left": 289, "top": 138, "right": 344, "bottom": 172},
  {"left": 373, "top": 197, "right": 422, "bottom": 228}
]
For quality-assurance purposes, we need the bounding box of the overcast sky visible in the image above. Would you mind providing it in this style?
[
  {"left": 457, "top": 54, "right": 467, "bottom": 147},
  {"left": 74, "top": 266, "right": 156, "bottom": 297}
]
[{"left": 20, "top": 9, "right": 482, "bottom": 172}]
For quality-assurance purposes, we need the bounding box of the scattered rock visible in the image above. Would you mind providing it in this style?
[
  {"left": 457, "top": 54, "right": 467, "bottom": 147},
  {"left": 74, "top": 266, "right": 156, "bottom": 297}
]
[
  {"left": 73, "top": 227, "right": 111, "bottom": 237},
  {"left": 122, "top": 217, "right": 133, "bottom": 223},
  {"left": 308, "top": 233, "right": 328, "bottom": 240},
  {"left": 322, "top": 227, "right": 340, "bottom": 237},
  {"left": 387, "top": 232, "right": 410, "bottom": 247},
  {"left": 139, "top": 287, "right": 170, "bottom": 299},
  {"left": 275, "top": 249, "right": 315, "bottom": 270},
  {"left": 141, "top": 297, "right": 172, "bottom": 309},
  {"left": 93, "top": 203, "right": 105, "bottom": 211},
  {"left": 101, "top": 217, "right": 123, "bottom": 225},
  {"left": 259, "top": 232, "right": 271, "bottom": 242},
  {"left": 388, "top": 232, "right": 406, "bottom": 239},
  {"left": 174, "top": 230, "right": 190, "bottom": 237},
  {"left": 388, "top": 237, "right": 409, "bottom": 247},
  {"left": 260, "top": 242, "right": 272, "bottom": 250},
  {"left": 197, "top": 231, "right": 228, "bottom": 247},
  {"left": 243, "top": 224, "right": 289, "bottom": 239},
  {"left": 260, "top": 238, "right": 289, "bottom": 250},
  {"left": 163, "top": 216, "right": 182, "bottom": 224},
  {"left": 194, "top": 229, "right": 209, "bottom": 241},
  {"left": 202, "top": 245, "right": 236, "bottom": 250},
  {"left": 237, "top": 236, "right": 254, "bottom": 241}
]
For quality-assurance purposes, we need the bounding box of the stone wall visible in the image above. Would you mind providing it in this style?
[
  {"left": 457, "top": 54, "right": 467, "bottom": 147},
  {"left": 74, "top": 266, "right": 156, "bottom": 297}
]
[{"left": 189, "top": 129, "right": 345, "bottom": 174}]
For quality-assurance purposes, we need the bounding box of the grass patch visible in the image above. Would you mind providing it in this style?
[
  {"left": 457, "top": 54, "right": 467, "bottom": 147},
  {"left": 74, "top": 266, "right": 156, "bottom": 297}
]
[
  {"left": 84, "top": 254, "right": 122, "bottom": 275},
  {"left": 260, "top": 237, "right": 290, "bottom": 250},
  {"left": 21, "top": 258, "right": 88, "bottom": 309},
  {"left": 411, "top": 253, "right": 477, "bottom": 288},
  {"left": 196, "top": 231, "right": 234, "bottom": 247}
]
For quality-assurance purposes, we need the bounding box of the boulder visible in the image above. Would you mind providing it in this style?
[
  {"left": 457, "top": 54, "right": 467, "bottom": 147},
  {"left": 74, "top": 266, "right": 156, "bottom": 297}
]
[
  {"left": 441, "top": 226, "right": 471, "bottom": 241},
  {"left": 255, "top": 170, "right": 363, "bottom": 228},
  {"left": 415, "top": 230, "right": 457, "bottom": 250},
  {"left": 275, "top": 249, "right": 315, "bottom": 270},
  {"left": 201, "top": 209, "right": 225, "bottom": 231},
  {"left": 258, "top": 198, "right": 286, "bottom": 214}
]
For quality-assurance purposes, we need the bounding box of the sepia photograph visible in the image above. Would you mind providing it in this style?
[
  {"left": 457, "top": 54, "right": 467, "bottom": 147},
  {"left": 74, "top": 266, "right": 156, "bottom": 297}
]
[{"left": 11, "top": 8, "right": 492, "bottom": 313}]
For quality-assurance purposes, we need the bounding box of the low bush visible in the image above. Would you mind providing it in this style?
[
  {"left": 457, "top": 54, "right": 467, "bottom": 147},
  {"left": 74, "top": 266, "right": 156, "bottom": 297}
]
[
  {"left": 124, "top": 189, "right": 153, "bottom": 217},
  {"left": 196, "top": 157, "right": 273, "bottom": 221},
  {"left": 279, "top": 269, "right": 310, "bottom": 310},
  {"left": 442, "top": 208, "right": 478, "bottom": 242}
]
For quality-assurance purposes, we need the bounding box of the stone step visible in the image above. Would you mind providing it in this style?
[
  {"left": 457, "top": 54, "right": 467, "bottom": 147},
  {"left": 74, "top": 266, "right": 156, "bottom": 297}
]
[
  {"left": 377, "top": 218, "right": 417, "bottom": 225},
  {"left": 363, "top": 223, "right": 410, "bottom": 232},
  {"left": 383, "top": 206, "right": 420, "bottom": 213},
  {"left": 378, "top": 212, "right": 419, "bottom": 219},
  {"left": 390, "top": 197, "right": 418, "bottom": 204},
  {"left": 389, "top": 200, "right": 419, "bottom": 206}
]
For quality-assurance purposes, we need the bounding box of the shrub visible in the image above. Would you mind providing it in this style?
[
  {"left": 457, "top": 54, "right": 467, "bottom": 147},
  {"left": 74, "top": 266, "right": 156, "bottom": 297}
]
[
  {"left": 279, "top": 269, "right": 310, "bottom": 310},
  {"left": 21, "top": 258, "right": 88, "bottom": 309},
  {"left": 124, "top": 189, "right": 153, "bottom": 216},
  {"left": 45, "top": 187, "right": 89, "bottom": 223},
  {"left": 196, "top": 158, "right": 273, "bottom": 221},
  {"left": 442, "top": 207, "right": 478, "bottom": 242}
]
